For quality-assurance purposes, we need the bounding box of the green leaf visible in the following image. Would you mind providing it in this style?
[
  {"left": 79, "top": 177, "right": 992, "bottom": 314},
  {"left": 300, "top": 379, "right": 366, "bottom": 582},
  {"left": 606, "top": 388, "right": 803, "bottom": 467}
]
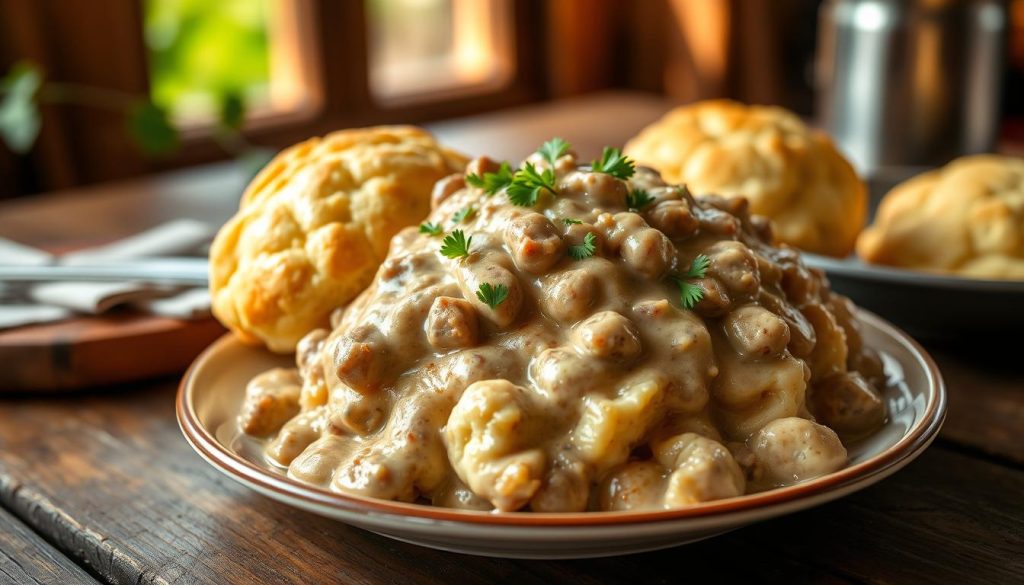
[
  {"left": 673, "top": 254, "right": 711, "bottom": 310},
  {"left": 0, "top": 61, "right": 43, "bottom": 154},
  {"left": 538, "top": 137, "right": 570, "bottom": 167},
  {"left": 678, "top": 281, "right": 704, "bottom": 310},
  {"left": 568, "top": 232, "right": 597, "bottom": 260},
  {"left": 683, "top": 254, "right": 710, "bottom": 279},
  {"left": 452, "top": 205, "right": 476, "bottom": 224},
  {"left": 562, "top": 218, "right": 582, "bottom": 225},
  {"left": 440, "top": 229, "right": 472, "bottom": 259},
  {"left": 507, "top": 162, "right": 557, "bottom": 207},
  {"left": 419, "top": 221, "right": 443, "bottom": 236},
  {"left": 626, "top": 188, "right": 655, "bottom": 211},
  {"left": 465, "top": 161, "right": 514, "bottom": 196},
  {"left": 219, "top": 91, "right": 245, "bottom": 131},
  {"left": 476, "top": 282, "right": 509, "bottom": 309},
  {"left": 127, "top": 101, "right": 180, "bottom": 155},
  {"left": 590, "top": 146, "right": 636, "bottom": 180}
]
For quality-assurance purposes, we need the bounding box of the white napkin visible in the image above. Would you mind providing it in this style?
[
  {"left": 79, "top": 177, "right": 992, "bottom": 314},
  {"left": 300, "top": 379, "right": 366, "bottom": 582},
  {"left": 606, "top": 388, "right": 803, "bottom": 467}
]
[
  {"left": 59, "top": 220, "right": 214, "bottom": 264},
  {"left": 0, "top": 305, "right": 72, "bottom": 329},
  {"left": 0, "top": 238, "right": 54, "bottom": 266},
  {"left": 0, "top": 219, "right": 214, "bottom": 330}
]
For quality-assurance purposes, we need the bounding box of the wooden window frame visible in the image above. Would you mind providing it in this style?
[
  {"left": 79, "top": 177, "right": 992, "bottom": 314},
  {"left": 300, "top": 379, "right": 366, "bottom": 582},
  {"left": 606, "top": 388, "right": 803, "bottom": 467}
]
[
  {"left": 157, "top": 0, "right": 549, "bottom": 171},
  {"left": 1, "top": 0, "right": 548, "bottom": 192}
]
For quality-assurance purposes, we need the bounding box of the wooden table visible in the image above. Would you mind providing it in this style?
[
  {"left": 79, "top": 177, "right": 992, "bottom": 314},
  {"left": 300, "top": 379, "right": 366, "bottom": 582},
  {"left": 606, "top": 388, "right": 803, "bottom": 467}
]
[{"left": 1, "top": 92, "right": 1022, "bottom": 585}]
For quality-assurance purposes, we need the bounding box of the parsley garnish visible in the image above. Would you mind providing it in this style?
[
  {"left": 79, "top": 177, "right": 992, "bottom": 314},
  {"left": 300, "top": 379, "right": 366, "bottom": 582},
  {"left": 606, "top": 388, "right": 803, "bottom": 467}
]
[
  {"left": 440, "top": 229, "right": 472, "bottom": 259},
  {"left": 419, "top": 222, "right": 443, "bottom": 236},
  {"left": 507, "top": 162, "right": 557, "bottom": 207},
  {"left": 562, "top": 218, "right": 582, "bottom": 225},
  {"left": 538, "top": 137, "right": 571, "bottom": 167},
  {"left": 452, "top": 206, "right": 476, "bottom": 224},
  {"left": 673, "top": 254, "right": 710, "bottom": 309},
  {"left": 590, "top": 146, "right": 636, "bottom": 180},
  {"left": 465, "top": 161, "right": 514, "bottom": 196},
  {"left": 568, "top": 232, "right": 597, "bottom": 260},
  {"left": 626, "top": 188, "right": 655, "bottom": 211},
  {"left": 475, "top": 282, "right": 509, "bottom": 309}
]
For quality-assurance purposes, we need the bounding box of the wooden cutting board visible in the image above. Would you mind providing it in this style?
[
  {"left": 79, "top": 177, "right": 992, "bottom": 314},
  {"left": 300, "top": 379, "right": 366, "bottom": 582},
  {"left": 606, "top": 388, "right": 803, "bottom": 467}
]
[{"left": 0, "top": 313, "right": 225, "bottom": 392}]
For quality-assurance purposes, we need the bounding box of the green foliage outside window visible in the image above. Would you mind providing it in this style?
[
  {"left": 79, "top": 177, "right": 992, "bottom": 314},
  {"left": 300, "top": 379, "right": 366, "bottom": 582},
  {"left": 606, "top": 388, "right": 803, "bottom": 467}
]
[
  {"left": 145, "top": 0, "right": 271, "bottom": 121},
  {"left": 0, "top": 0, "right": 274, "bottom": 174}
]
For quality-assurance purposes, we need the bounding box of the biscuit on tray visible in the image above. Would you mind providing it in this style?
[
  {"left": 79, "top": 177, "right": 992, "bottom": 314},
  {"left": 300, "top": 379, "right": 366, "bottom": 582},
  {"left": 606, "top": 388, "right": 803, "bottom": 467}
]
[{"left": 857, "top": 155, "right": 1024, "bottom": 279}]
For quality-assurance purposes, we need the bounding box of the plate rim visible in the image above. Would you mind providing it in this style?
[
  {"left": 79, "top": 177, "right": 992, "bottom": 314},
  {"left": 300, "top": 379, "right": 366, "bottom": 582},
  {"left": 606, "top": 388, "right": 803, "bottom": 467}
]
[
  {"left": 803, "top": 253, "right": 1024, "bottom": 292},
  {"left": 176, "top": 310, "right": 946, "bottom": 528}
]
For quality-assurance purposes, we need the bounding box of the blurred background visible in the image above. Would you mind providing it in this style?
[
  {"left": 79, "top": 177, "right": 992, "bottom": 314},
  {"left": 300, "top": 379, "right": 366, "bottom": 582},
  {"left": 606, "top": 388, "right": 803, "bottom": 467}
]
[{"left": 1, "top": 0, "right": 1023, "bottom": 198}]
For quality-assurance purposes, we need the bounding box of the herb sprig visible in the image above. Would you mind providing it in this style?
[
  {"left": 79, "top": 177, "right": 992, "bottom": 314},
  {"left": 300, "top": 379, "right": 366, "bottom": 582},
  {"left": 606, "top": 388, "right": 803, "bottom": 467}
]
[
  {"left": 419, "top": 222, "right": 443, "bottom": 236},
  {"left": 673, "top": 254, "right": 710, "bottom": 309},
  {"left": 538, "top": 137, "right": 571, "bottom": 167},
  {"left": 507, "top": 162, "right": 558, "bottom": 207},
  {"left": 476, "top": 283, "right": 509, "bottom": 309},
  {"left": 591, "top": 147, "right": 636, "bottom": 180},
  {"left": 465, "top": 161, "right": 514, "bottom": 196},
  {"left": 440, "top": 229, "right": 473, "bottom": 259},
  {"left": 626, "top": 188, "right": 655, "bottom": 211},
  {"left": 562, "top": 218, "right": 582, "bottom": 225},
  {"left": 452, "top": 206, "right": 476, "bottom": 224},
  {"left": 568, "top": 232, "right": 598, "bottom": 260}
]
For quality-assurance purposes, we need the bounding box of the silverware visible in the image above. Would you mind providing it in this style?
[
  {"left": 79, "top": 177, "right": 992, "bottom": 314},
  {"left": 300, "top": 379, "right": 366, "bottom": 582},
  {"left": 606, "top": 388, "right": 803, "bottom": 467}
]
[{"left": 0, "top": 257, "right": 209, "bottom": 286}]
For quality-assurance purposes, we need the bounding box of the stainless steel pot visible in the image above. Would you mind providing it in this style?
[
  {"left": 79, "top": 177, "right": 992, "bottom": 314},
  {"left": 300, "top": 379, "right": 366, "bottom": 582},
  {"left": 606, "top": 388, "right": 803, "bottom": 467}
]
[{"left": 816, "top": 0, "right": 1007, "bottom": 176}]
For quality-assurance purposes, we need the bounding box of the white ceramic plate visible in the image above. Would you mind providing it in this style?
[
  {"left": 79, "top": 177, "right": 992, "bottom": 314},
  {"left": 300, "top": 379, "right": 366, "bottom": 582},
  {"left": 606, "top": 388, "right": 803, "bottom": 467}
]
[
  {"left": 803, "top": 253, "right": 1023, "bottom": 341},
  {"left": 177, "top": 310, "right": 946, "bottom": 559}
]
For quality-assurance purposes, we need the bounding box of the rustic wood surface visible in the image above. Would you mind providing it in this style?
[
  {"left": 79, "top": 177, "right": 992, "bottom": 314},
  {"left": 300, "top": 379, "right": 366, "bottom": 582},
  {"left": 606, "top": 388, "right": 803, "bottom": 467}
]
[
  {"left": 0, "top": 506, "right": 100, "bottom": 585},
  {"left": 929, "top": 345, "right": 1024, "bottom": 465},
  {"left": 0, "top": 92, "right": 1021, "bottom": 584},
  {"left": 0, "top": 380, "right": 1021, "bottom": 585}
]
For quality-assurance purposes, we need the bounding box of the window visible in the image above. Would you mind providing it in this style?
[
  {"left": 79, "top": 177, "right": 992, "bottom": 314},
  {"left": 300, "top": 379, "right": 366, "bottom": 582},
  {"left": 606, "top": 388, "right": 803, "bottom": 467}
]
[
  {"left": 144, "top": 0, "right": 320, "bottom": 126},
  {"left": 366, "top": 0, "right": 515, "bottom": 102},
  {"left": 1, "top": 0, "right": 543, "bottom": 191}
]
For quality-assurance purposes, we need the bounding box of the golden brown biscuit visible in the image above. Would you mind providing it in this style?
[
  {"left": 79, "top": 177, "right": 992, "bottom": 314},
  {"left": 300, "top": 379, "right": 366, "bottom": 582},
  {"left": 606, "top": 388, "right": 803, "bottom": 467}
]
[
  {"left": 624, "top": 100, "right": 866, "bottom": 257},
  {"left": 210, "top": 126, "right": 467, "bottom": 352},
  {"left": 857, "top": 155, "right": 1024, "bottom": 279}
]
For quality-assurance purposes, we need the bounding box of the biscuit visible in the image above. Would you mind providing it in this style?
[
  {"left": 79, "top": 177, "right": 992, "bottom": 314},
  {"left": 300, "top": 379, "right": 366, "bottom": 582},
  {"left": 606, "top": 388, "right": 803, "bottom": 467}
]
[
  {"left": 624, "top": 100, "right": 866, "bottom": 256},
  {"left": 210, "top": 126, "right": 468, "bottom": 352},
  {"left": 857, "top": 155, "right": 1024, "bottom": 279}
]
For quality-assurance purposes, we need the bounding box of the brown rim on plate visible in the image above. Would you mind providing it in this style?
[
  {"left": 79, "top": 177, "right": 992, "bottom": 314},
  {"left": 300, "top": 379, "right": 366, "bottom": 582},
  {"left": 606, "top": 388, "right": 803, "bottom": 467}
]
[{"left": 177, "top": 310, "right": 946, "bottom": 527}]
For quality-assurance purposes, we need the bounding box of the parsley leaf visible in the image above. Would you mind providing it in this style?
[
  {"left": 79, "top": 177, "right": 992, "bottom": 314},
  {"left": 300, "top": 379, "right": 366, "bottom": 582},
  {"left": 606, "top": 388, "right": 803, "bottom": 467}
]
[
  {"left": 538, "top": 137, "right": 571, "bottom": 167},
  {"left": 452, "top": 205, "right": 476, "bottom": 224},
  {"left": 507, "top": 162, "right": 557, "bottom": 207},
  {"left": 590, "top": 146, "right": 636, "bottom": 180},
  {"left": 673, "top": 254, "right": 710, "bottom": 309},
  {"left": 568, "top": 232, "right": 597, "bottom": 260},
  {"left": 562, "top": 218, "right": 582, "bottom": 225},
  {"left": 475, "top": 282, "right": 509, "bottom": 309},
  {"left": 678, "top": 281, "right": 704, "bottom": 310},
  {"left": 683, "top": 254, "right": 710, "bottom": 279},
  {"left": 465, "top": 161, "right": 514, "bottom": 196},
  {"left": 419, "top": 222, "right": 443, "bottom": 236},
  {"left": 440, "top": 229, "right": 472, "bottom": 259},
  {"left": 626, "top": 188, "right": 655, "bottom": 211}
]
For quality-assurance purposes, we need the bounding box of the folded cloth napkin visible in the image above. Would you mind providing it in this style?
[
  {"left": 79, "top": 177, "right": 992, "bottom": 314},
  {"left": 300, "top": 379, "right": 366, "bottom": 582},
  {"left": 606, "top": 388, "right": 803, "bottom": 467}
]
[{"left": 0, "top": 219, "right": 215, "bottom": 331}]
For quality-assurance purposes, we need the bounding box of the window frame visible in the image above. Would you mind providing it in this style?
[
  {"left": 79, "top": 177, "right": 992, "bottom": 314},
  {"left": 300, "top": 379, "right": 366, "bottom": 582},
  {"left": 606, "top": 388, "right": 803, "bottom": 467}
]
[
  {"left": 2, "top": 0, "right": 549, "bottom": 191},
  {"left": 155, "top": 0, "right": 548, "bottom": 171}
]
